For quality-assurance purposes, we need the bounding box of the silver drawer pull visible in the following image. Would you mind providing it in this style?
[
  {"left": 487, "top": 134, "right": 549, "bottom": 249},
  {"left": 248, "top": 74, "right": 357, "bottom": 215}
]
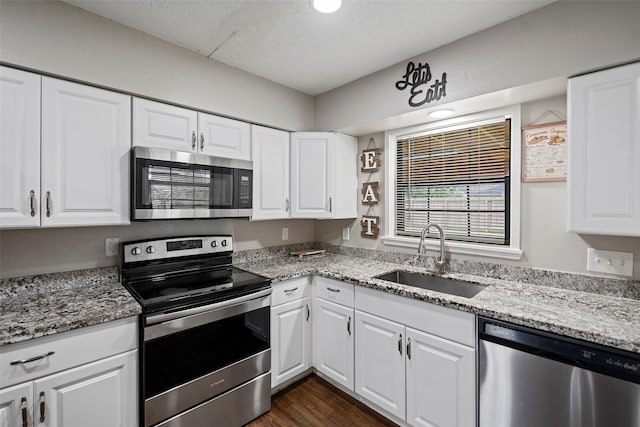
[
  {"left": 284, "top": 287, "right": 298, "bottom": 294},
  {"left": 45, "top": 191, "right": 52, "bottom": 217},
  {"left": 10, "top": 351, "right": 55, "bottom": 365},
  {"left": 327, "top": 287, "right": 340, "bottom": 293}
]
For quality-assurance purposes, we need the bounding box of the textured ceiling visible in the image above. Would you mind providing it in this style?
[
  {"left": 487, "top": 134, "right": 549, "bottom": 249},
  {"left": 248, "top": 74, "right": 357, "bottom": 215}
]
[{"left": 61, "top": 0, "right": 554, "bottom": 95}]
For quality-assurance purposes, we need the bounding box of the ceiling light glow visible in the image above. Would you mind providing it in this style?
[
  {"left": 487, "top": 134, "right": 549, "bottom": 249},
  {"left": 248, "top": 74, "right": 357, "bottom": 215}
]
[
  {"left": 429, "top": 109, "right": 454, "bottom": 118},
  {"left": 313, "top": 0, "right": 342, "bottom": 13}
]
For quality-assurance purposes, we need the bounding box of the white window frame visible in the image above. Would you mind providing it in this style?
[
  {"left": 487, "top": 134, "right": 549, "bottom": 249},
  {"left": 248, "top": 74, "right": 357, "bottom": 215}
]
[{"left": 383, "top": 105, "right": 523, "bottom": 260}]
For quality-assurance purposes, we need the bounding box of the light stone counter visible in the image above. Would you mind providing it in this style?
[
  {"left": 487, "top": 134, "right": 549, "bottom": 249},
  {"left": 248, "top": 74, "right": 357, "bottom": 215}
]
[
  {"left": 236, "top": 253, "right": 640, "bottom": 353},
  {"left": 0, "top": 267, "right": 141, "bottom": 346}
]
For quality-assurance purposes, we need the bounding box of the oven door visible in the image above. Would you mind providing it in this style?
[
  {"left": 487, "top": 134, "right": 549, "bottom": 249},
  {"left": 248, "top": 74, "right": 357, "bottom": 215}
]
[{"left": 142, "top": 289, "right": 271, "bottom": 427}]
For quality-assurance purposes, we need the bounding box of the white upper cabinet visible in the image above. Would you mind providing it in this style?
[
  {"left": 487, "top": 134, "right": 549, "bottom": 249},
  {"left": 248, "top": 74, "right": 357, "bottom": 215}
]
[
  {"left": 132, "top": 98, "right": 197, "bottom": 151},
  {"left": 199, "top": 112, "right": 251, "bottom": 160},
  {"left": 42, "top": 77, "right": 131, "bottom": 227},
  {"left": 568, "top": 61, "right": 640, "bottom": 236},
  {"left": 251, "top": 125, "right": 290, "bottom": 220},
  {"left": 132, "top": 98, "right": 251, "bottom": 160},
  {"left": 290, "top": 132, "right": 357, "bottom": 219},
  {"left": 0, "top": 67, "right": 41, "bottom": 228}
]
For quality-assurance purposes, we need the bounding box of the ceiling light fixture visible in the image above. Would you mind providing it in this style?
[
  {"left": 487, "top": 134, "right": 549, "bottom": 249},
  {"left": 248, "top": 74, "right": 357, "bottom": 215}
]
[
  {"left": 312, "top": 0, "right": 342, "bottom": 14},
  {"left": 429, "top": 109, "right": 454, "bottom": 118}
]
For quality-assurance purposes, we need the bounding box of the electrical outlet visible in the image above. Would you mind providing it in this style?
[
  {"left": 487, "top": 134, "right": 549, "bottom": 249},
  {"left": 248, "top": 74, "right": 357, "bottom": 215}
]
[
  {"left": 587, "top": 248, "right": 633, "bottom": 277},
  {"left": 282, "top": 227, "right": 289, "bottom": 241},
  {"left": 105, "top": 237, "right": 120, "bottom": 257},
  {"left": 342, "top": 227, "right": 350, "bottom": 240}
]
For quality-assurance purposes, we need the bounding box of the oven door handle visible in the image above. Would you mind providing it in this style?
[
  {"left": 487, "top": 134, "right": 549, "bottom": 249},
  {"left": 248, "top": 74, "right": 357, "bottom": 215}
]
[{"left": 144, "top": 288, "right": 271, "bottom": 341}]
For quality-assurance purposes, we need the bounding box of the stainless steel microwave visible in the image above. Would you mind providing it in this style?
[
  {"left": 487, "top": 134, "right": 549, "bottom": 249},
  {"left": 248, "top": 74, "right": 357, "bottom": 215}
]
[{"left": 131, "top": 146, "right": 252, "bottom": 220}]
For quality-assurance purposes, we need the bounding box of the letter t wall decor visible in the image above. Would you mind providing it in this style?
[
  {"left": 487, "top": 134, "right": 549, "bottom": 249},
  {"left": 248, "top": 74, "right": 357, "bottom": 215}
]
[{"left": 361, "top": 138, "right": 381, "bottom": 239}]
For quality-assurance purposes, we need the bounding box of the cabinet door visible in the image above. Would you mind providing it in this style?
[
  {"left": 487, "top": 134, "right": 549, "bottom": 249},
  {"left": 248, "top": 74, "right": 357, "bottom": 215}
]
[
  {"left": 270, "top": 297, "right": 311, "bottom": 388},
  {"left": 34, "top": 350, "right": 137, "bottom": 427},
  {"left": 0, "top": 67, "right": 41, "bottom": 228},
  {"left": 0, "top": 382, "right": 33, "bottom": 427},
  {"left": 313, "top": 298, "right": 354, "bottom": 390},
  {"left": 355, "top": 310, "right": 406, "bottom": 420},
  {"left": 568, "top": 61, "right": 640, "bottom": 236},
  {"left": 132, "top": 98, "right": 198, "bottom": 152},
  {"left": 406, "top": 327, "right": 475, "bottom": 427},
  {"left": 251, "top": 125, "right": 290, "bottom": 220},
  {"left": 290, "top": 132, "right": 334, "bottom": 218},
  {"left": 198, "top": 112, "right": 251, "bottom": 160},
  {"left": 41, "top": 78, "right": 131, "bottom": 226}
]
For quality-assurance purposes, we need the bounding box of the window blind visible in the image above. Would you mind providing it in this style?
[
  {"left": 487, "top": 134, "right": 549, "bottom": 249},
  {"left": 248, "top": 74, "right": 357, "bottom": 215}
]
[{"left": 396, "top": 118, "right": 511, "bottom": 245}]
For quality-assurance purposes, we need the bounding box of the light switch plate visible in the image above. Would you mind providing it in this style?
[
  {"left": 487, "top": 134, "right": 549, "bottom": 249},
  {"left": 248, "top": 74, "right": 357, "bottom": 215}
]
[
  {"left": 105, "top": 237, "right": 120, "bottom": 257},
  {"left": 282, "top": 227, "right": 289, "bottom": 241},
  {"left": 587, "top": 248, "right": 633, "bottom": 277}
]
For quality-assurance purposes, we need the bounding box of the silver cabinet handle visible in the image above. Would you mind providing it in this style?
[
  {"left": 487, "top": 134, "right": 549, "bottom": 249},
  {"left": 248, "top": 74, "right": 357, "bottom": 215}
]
[
  {"left": 39, "top": 391, "right": 45, "bottom": 423},
  {"left": 285, "top": 197, "right": 290, "bottom": 212},
  {"left": 407, "top": 337, "right": 412, "bottom": 360},
  {"left": 284, "top": 287, "right": 298, "bottom": 294},
  {"left": 306, "top": 304, "right": 310, "bottom": 321},
  {"left": 347, "top": 316, "right": 351, "bottom": 335},
  {"left": 398, "top": 333, "right": 403, "bottom": 355},
  {"left": 10, "top": 351, "right": 55, "bottom": 366},
  {"left": 200, "top": 133, "right": 204, "bottom": 151},
  {"left": 29, "top": 190, "right": 36, "bottom": 217},
  {"left": 45, "top": 191, "right": 52, "bottom": 217},
  {"left": 329, "top": 197, "right": 332, "bottom": 213},
  {"left": 327, "top": 287, "right": 340, "bottom": 293},
  {"left": 192, "top": 131, "right": 196, "bottom": 150},
  {"left": 21, "top": 397, "right": 27, "bottom": 427}
]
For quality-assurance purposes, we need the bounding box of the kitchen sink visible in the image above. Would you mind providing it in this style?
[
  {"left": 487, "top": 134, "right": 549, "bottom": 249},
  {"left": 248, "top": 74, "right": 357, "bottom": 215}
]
[{"left": 374, "top": 270, "right": 486, "bottom": 298}]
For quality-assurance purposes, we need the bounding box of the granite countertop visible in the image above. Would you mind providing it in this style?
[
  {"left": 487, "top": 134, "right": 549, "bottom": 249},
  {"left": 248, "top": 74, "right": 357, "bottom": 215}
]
[
  {"left": 236, "top": 254, "right": 640, "bottom": 353},
  {"left": 0, "top": 267, "right": 141, "bottom": 347},
  {"left": 1, "top": 253, "right": 638, "bottom": 354}
]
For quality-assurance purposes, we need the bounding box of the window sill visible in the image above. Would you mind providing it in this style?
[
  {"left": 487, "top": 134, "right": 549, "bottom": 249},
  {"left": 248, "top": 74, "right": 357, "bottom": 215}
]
[{"left": 381, "top": 235, "right": 524, "bottom": 261}]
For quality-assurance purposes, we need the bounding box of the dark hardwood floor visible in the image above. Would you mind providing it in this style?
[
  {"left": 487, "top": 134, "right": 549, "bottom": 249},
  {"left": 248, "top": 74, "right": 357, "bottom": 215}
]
[{"left": 247, "top": 375, "right": 397, "bottom": 427}]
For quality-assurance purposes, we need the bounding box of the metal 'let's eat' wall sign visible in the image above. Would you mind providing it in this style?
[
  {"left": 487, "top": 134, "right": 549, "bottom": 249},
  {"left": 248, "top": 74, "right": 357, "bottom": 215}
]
[{"left": 395, "top": 61, "right": 447, "bottom": 107}]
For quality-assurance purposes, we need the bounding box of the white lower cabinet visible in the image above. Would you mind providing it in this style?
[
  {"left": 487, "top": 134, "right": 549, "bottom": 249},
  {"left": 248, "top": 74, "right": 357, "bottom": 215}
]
[
  {"left": 0, "top": 382, "right": 33, "bottom": 427},
  {"left": 313, "top": 278, "right": 355, "bottom": 391},
  {"left": 354, "top": 311, "right": 406, "bottom": 419},
  {"left": 405, "top": 327, "right": 475, "bottom": 427},
  {"left": 270, "top": 277, "right": 312, "bottom": 389},
  {"left": 355, "top": 286, "right": 476, "bottom": 427},
  {"left": 0, "top": 317, "right": 138, "bottom": 427},
  {"left": 34, "top": 350, "right": 137, "bottom": 427}
]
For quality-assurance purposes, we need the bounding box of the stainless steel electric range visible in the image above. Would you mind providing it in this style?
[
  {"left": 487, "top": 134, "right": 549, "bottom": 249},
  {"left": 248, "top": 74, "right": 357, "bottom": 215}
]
[{"left": 121, "top": 235, "right": 272, "bottom": 427}]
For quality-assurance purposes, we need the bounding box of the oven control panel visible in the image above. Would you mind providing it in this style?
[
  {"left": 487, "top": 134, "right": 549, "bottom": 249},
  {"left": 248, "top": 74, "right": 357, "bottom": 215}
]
[{"left": 123, "top": 236, "right": 233, "bottom": 263}]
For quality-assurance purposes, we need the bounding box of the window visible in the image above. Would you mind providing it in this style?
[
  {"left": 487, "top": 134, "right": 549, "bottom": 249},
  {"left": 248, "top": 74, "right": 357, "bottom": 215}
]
[
  {"left": 384, "top": 107, "right": 522, "bottom": 259},
  {"left": 396, "top": 118, "right": 510, "bottom": 244}
]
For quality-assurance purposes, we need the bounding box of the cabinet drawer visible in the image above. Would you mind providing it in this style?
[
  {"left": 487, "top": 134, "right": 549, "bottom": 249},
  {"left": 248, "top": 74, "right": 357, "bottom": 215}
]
[
  {"left": 314, "top": 277, "right": 354, "bottom": 307},
  {"left": 0, "top": 316, "right": 137, "bottom": 388},
  {"left": 271, "top": 277, "right": 310, "bottom": 306}
]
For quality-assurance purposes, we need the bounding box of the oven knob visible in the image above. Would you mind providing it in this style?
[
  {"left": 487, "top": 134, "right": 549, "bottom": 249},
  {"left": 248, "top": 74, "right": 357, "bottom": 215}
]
[
  {"left": 131, "top": 247, "right": 141, "bottom": 255},
  {"left": 211, "top": 241, "right": 218, "bottom": 248},
  {"left": 146, "top": 246, "right": 155, "bottom": 254},
  {"left": 221, "top": 239, "right": 228, "bottom": 247}
]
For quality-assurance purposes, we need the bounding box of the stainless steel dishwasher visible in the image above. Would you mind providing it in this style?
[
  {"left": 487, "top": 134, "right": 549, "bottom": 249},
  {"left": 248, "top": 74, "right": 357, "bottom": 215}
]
[{"left": 478, "top": 316, "right": 640, "bottom": 427}]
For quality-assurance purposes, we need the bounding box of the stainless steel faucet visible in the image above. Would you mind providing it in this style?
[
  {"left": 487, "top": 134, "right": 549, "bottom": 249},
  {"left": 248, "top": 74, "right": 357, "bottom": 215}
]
[{"left": 418, "top": 222, "right": 447, "bottom": 273}]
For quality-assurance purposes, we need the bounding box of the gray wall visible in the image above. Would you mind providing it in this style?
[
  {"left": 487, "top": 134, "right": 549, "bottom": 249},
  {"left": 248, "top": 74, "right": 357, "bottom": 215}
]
[
  {"left": 315, "top": 1, "right": 640, "bottom": 133},
  {"left": 0, "top": 219, "right": 314, "bottom": 278},
  {"left": 0, "top": 0, "right": 314, "bottom": 131}
]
